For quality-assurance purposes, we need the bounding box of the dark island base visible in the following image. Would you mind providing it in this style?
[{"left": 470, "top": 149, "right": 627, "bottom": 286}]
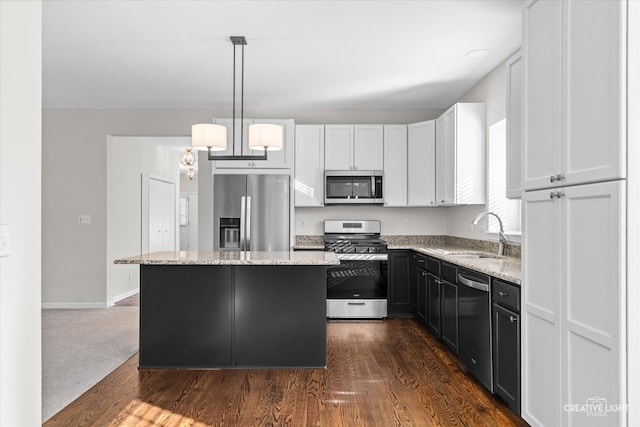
[{"left": 140, "top": 264, "right": 327, "bottom": 369}]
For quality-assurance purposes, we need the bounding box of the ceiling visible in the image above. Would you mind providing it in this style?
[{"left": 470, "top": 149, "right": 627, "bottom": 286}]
[{"left": 42, "top": 0, "right": 522, "bottom": 110}]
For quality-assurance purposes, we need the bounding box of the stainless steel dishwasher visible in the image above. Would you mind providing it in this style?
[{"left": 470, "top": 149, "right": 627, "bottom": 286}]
[{"left": 457, "top": 267, "right": 493, "bottom": 391}]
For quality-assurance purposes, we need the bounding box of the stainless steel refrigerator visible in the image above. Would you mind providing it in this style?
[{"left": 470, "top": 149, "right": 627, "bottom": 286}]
[{"left": 214, "top": 174, "right": 290, "bottom": 252}]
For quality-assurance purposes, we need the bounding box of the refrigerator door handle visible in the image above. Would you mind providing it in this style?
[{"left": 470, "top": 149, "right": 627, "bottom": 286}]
[
  {"left": 240, "top": 196, "right": 246, "bottom": 251},
  {"left": 246, "top": 196, "right": 252, "bottom": 251}
]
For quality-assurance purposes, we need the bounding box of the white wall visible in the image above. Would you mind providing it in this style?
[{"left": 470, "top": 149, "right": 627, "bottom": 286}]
[
  {"left": 0, "top": 1, "right": 42, "bottom": 424},
  {"left": 105, "top": 136, "right": 186, "bottom": 307},
  {"left": 42, "top": 107, "right": 439, "bottom": 305},
  {"left": 445, "top": 55, "right": 513, "bottom": 240},
  {"left": 296, "top": 206, "right": 448, "bottom": 236}
]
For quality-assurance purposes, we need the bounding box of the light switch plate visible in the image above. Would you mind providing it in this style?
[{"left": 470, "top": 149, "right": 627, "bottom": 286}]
[{"left": 0, "top": 224, "right": 10, "bottom": 257}]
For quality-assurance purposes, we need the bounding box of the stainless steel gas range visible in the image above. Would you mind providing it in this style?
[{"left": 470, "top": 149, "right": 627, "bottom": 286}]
[{"left": 324, "top": 220, "right": 388, "bottom": 319}]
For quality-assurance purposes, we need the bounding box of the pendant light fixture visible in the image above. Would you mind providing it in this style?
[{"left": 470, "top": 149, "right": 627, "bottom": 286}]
[{"left": 190, "top": 36, "right": 283, "bottom": 161}]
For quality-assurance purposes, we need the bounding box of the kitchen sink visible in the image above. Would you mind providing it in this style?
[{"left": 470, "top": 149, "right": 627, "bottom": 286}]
[{"left": 449, "top": 251, "right": 504, "bottom": 259}]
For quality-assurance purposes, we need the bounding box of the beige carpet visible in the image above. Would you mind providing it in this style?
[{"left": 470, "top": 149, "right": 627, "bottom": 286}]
[{"left": 41, "top": 306, "right": 139, "bottom": 422}]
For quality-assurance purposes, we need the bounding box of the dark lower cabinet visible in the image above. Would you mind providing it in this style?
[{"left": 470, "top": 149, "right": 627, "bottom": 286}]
[
  {"left": 140, "top": 265, "right": 233, "bottom": 368},
  {"left": 139, "top": 264, "right": 327, "bottom": 369},
  {"left": 388, "top": 250, "right": 414, "bottom": 317},
  {"left": 416, "top": 266, "right": 427, "bottom": 323},
  {"left": 426, "top": 272, "right": 441, "bottom": 336},
  {"left": 492, "top": 279, "right": 521, "bottom": 415},
  {"left": 440, "top": 279, "right": 458, "bottom": 354}
]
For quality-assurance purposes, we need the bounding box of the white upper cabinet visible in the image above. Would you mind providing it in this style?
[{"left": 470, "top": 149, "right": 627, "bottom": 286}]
[
  {"left": 383, "top": 125, "right": 408, "bottom": 207},
  {"left": 294, "top": 125, "right": 325, "bottom": 207},
  {"left": 407, "top": 120, "right": 436, "bottom": 207},
  {"left": 324, "top": 125, "right": 353, "bottom": 170},
  {"left": 506, "top": 49, "right": 523, "bottom": 199},
  {"left": 354, "top": 125, "right": 384, "bottom": 170},
  {"left": 435, "top": 103, "right": 486, "bottom": 206},
  {"left": 523, "top": 0, "right": 626, "bottom": 191},
  {"left": 212, "top": 118, "right": 294, "bottom": 169},
  {"left": 325, "top": 125, "right": 383, "bottom": 170}
]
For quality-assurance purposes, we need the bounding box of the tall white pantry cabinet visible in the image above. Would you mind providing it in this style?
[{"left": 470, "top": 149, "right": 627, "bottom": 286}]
[{"left": 521, "top": 1, "right": 628, "bottom": 426}]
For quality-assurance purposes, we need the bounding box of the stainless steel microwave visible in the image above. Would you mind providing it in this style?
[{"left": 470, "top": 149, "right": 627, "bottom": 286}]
[{"left": 324, "top": 170, "right": 384, "bottom": 205}]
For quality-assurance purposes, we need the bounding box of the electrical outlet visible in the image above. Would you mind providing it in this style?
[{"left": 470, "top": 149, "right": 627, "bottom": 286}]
[
  {"left": 0, "top": 224, "right": 10, "bottom": 257},
  {"left": 301, "top": 220, "right": 306, "bottom": 229},
  {"left": 403, "top": 220, "right": 409, "bottom": 229},
  {"left": 78, "top": 214, "right": 91, "bottom": 224}
]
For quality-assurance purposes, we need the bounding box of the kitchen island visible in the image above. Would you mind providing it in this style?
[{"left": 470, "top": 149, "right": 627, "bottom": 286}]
[{"left": 115, "top": 251, "right": 339, "bottom": 369}]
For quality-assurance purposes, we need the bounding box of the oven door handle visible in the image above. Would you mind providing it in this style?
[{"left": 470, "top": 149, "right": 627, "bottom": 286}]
[{"left": 335, "top": 254, "right": 389, "bottom": 261}]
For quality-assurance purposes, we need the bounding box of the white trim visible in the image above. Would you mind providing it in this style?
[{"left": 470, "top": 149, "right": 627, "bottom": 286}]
[
  {"left": 109, "top": 287, "right": 140, "bottom": 307},
  {"left": 42, "top": 302, "right": 109, "bottom": 309}
]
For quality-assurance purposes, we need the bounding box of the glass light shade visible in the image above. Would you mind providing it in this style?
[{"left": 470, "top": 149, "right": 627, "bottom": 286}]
[
  {"left": 179, "top": 148, "right": 196, "bottom": 166},
  {"left": 248, "top": 123, "right": 283, "bottom": 151},
  {"left": 192, "top": 123, "right": 227, "bottom": 151},
  {"left": 186, "top": 167, "right": 196, "bottom": 181}
]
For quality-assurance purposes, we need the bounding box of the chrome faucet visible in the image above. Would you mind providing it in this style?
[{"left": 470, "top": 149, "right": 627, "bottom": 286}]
[{"left": 471, "top": 211, "right": 508, "bottom": 256}]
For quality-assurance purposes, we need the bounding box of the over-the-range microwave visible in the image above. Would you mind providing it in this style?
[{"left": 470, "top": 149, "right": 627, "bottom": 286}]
[{"left": 324, "top": 170, "right": 384, "bottom": 205}]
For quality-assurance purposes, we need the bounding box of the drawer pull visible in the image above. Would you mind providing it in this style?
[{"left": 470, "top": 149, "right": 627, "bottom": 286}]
[
  {"left": 347, "top": 302, "right": 366, "bottom": 306},
  {"left": 498, "top": 291, "right": 509, "bottom": 297}
]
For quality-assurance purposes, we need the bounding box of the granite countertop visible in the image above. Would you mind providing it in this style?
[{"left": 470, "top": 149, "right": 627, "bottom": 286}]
[
  {"left": 114, "top": 250, "right": 340, "bottom": 266},
  {"left": 388, "top": 243, "right": 521, "bottom": 285}
]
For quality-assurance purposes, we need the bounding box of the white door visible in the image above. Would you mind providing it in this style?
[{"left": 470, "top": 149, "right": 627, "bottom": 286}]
[
  {"left": 149, "top": 178, "right": 175, "bottom": 252},
  {"left": 522, "top": 0, "right": 562, "bottom": 191},
  {"left": 383, "top": 125, "right": 407, "bottom": 207},
  {"left": 522, "top": 187, "right": 563, "bottom": 427},
  {"left": 562, "top": 0, "right": 625, "bottom": 186},
  {"left": 325, "top": 125, "right": 353, "bottom": 170},
  {"left": 354, "top": 125, "right": 384, "bottom": 170},
  {"left": 561, "top": 181, "right": 625, "bottom": 427},
  {"left": 408, "top": 120, "right": 436, "bottom": 206}
]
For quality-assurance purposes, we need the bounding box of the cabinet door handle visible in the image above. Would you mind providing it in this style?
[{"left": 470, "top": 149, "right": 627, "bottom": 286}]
[
  {"left": 550, "top": 174, "right": 564, "bottom": 182},
  {"left": 510, "top": 316, "right": 518, "bottom": 323},
  {"left": 422, "top": 272, "right": 426, "bottom": 277},
  {"left": 550, "top": 191, "right": 564, "bottom": 199},
  {"left": 499, "top": 291, "right": 509, "bottom": 297}
]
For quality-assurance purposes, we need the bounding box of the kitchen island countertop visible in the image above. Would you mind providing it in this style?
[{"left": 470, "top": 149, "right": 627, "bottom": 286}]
[{"left": 114, "top": 250, "right": 339, "bottom": 266}]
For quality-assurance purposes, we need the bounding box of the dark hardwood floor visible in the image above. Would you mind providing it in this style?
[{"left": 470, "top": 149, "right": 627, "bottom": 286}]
[{"left": 44, "top": 319, "right": 526, "bottom": 427}]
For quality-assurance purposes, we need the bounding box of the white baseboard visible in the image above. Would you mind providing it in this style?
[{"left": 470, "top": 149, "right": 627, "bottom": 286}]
[
  {"left": 42, "top": 302, "right": 109, "bottom": 309},
  {"left": 109, "top": 288, "right": 140, "bottom": 307},
  {"left": 42, "top": 288, "right": 140, "bottom": 310}
]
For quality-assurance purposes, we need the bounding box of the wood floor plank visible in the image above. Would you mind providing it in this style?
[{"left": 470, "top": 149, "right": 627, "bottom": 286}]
[{"left": 44, "top": 319, "right": 528, "bottom": 427}]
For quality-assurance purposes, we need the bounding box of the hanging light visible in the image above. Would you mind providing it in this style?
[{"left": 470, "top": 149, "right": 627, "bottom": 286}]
[
  {"left": 191, "top": 123, "right": 227, "bottom": 152},
  {"left": 192, "top": 36, "right": 283, "bottom": 161},
  {"left": 179, "top": 148, "right": 196, "bottom": 167},
  {"left": 186, "top": 167, "right": 196, "bottom": 181},
  {"left": 248, "top": 123, "right": 283, "bottom": 151}
]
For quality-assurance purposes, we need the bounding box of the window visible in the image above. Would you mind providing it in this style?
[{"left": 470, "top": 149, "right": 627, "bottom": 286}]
[{"left": 486, "top": 119, "right": 521, "bottom": 239}]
